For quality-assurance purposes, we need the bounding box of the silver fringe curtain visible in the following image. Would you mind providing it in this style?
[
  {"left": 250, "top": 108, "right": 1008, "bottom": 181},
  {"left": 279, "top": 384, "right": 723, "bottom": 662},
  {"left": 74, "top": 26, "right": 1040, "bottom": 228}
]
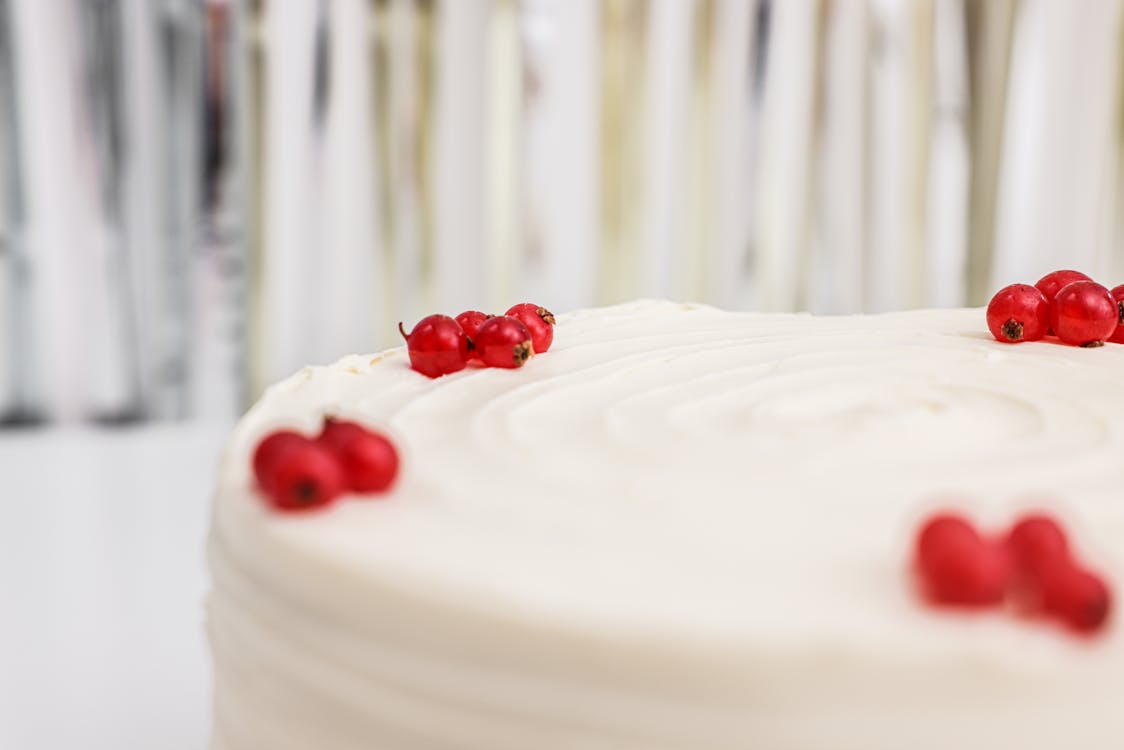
[{"left": 2, "top": 0, "right": 1124, "bottom": 422}]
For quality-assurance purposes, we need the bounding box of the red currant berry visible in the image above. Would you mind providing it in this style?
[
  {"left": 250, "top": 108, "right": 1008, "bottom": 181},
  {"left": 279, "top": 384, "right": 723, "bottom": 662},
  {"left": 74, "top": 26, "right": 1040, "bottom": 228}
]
[
  {"left": 986, "top": 284, "right": 1050, "bottom": 343},
  {"left": 504, "top": 303, "right": 556, "bottom": 354},
  {"left": 318, "top": 418, "right": 400, "bottom": 493},
  {"left": 1036, "top": 269, "right": 1092, "bottom": 335},
  {"left": 1108, "top": 284, "right": 1124, "bottom": 344},
  {"left": 917, "top": 514, "right": 978, "bottom": 568},
  {"left": 1042, "top": 566, "right": 1112, "bottom": 633},
  {"left": 1035, "top": 269, "right": 1092, "bottom": 304},
  {"left": 1006, "top": 514, "right": 1070, "bottom": 579},
  {"left": 1050, "top": 280, "right": 1117, "bottom": 347},
  {"left": 915, "top": 514, "right": 1009, "bottom": 607},
  {"left": 264, "top": 439, "right": 344, "bottom": 511},
  {"left": 474, "top": 315, "right": 533, "bottom": 369},
  {"left": 398, "top": 315, "right": 469, "bottom": 378},
  {"left": 253, "top": 430, "right": 309, "bottom": 493},
  {"left": 455, "top": 311, "right": 492, "bottom": 360}
]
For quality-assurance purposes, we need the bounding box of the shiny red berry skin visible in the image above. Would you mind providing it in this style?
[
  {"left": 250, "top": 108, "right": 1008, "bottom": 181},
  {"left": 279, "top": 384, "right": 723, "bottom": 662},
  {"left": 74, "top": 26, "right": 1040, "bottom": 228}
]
[
  {"left": 1042, "top": 567, "right": 1112, "bottom": 633},
  {"left": 455, "top": 311, "right": 492, "bottom": 360},
  {"left": 1036, "top": 269, "right": 1092, "bottom": 335},
  {"left": 986, "top": 284, "right": 1050, "bottom": 343},
  {"left": 1006, "top": 514, "right": 1070, "bottom": 579},
  {"left": 474, "top": 315, "right": 533, "bottom": 369},
  {"left": 318, "top": 419, "right": 400, "bottom": 493},
  {"left": 915, "top": 514, "right": 1010, "bottom": 607},
  {"left": 1050, "top": 281, "right": 1117, "bottom": 347},
  {"left": 253, "top": 431, "right": 309, "bottom": 493},
  {"left": 1035, "top": 269, "right": 1092, "bottom": 304},
  {"left": 264, "top": 439, "right": 344, "bottom": 511},
  {"left": 398, "top": 315, "right": 469, "bottom": 377},
  {"left": 1108, "top": 285, "right": 1124, "bottom": 344},
  {"left": 504, "top": 303, "right": 556, "bottom": 354},
  {"left": 917, "top": 514, "right": 977, "bottom": 568}
]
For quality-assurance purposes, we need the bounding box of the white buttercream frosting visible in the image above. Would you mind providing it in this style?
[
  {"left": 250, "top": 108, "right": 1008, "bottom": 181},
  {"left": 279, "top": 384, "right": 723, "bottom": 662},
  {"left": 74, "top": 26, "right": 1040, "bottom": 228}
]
[{"left": 208, "top": 300, "right": 1124, "bottom": 749}]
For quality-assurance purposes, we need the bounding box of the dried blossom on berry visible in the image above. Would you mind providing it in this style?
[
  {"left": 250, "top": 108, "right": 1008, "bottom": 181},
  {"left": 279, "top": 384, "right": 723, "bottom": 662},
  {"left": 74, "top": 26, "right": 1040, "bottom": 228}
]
[
  {"left": 475, "top": 316, "right": 534, "bottom": 368},
  {"left": 505, "top": 303, "right": 556, "bottom": 354}
]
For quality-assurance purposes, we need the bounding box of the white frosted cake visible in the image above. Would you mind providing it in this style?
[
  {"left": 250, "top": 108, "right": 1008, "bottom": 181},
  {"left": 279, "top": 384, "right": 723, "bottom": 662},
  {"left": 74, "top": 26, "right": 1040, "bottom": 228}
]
[{"left": 208, "top": 300, "right": 1123, "bottom": 749}]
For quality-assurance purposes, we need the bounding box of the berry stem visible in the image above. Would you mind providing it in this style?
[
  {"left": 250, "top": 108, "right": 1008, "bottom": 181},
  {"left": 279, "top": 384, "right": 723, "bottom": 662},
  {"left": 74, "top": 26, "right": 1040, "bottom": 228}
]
[{"left": 398, "top": 322, "right": 408, "bottom": 341}]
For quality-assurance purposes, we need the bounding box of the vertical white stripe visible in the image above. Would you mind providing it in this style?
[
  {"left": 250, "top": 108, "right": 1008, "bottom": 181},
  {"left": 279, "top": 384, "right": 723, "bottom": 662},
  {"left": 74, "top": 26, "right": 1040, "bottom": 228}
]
[
  {"left": 433, "top": 0, "right": 490, "bottom": 313},
  {"left": 520, "top": 0, "right": 599, "bottom": 314},
  {"left": 812, "top": 0, "right": 868, "bottom": 313},
  {"left": 925, "top": 0, "right": 969, "bottom": 307},
  {"left": 709, "top": 0, "right": 755, "bottom": 310},
  {"left": 643, "top": 0, "right": 691, "bottom": 300},
  {"left": 756, "top": 0, "right": 819, "bottom": 311},
  {"left": 994, "top": 0, "right": 1124, "bottom": 287}
]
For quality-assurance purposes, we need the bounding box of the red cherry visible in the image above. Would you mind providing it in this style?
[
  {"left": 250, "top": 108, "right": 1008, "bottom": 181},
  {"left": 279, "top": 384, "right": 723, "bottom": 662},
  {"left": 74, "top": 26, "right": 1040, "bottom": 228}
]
[
  {"left": 455, "top": 311, "right": 492, "bottom": 361},
  {"left": 253, "top": 431, "right": 309, "bottom": 493},
  {"left": 318, "top": 419, "right": 400, "bottom": 493},
  {"left": 986, "top": 284, "right": 1050, "bottom": 343},
  {"left": 915, "top": 514, "right": 1009, "bottom": 607},
  {"left": 1108, "top": 285, "right": 1124, "bottom": 344},
  {"left": 1035, "top": 269, "right": 1092, "bottom": 335},
  {"left": 474, "top": 316, "right": 533, "bottom": 369},
  {"left": 264, "top": 439, "right": 344, "bottom": 511},
  {"left": 398, "top": 315, "right": 469, "bottom": 377},
  {"left": 1042, "top": 566, "right": 1112, "bottom": 633},
  {"left": 1050, "top": 281, "right": 1117, "bottom": 347},
  {"left": 1006, "top": 514, "right": 1070, "bottom": 577},
  {"left": 504, "top": 303, "right": 556, "bottom": 354}
]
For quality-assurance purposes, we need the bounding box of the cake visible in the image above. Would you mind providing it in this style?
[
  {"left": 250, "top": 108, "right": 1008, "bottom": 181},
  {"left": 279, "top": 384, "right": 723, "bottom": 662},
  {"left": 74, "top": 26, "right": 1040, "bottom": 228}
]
[{"left": 207, "top": 300, "right": 1124, "bottom": 749}]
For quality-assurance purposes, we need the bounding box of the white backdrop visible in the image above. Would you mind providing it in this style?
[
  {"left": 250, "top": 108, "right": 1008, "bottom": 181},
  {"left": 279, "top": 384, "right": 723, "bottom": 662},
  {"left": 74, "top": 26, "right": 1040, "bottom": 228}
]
[
  {"left": 3, "top": 0, "right": 1124, "bottom": 420},
  {"left": 243, "top": 0, "right": 1124, "bottom": 385}
]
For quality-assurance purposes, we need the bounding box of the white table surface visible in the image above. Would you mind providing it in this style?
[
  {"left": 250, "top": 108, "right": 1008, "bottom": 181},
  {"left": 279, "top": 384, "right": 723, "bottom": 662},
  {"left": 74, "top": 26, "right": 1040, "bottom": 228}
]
[{"left": 0, "top": 423, "right": 230, "bottom": 750}]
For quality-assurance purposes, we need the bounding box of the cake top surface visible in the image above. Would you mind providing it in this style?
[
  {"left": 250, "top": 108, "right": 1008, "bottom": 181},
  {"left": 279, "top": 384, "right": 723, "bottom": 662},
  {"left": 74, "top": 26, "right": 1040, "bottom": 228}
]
[{"left": 214, "top": 300, "right": 1124, "bottom": 667}]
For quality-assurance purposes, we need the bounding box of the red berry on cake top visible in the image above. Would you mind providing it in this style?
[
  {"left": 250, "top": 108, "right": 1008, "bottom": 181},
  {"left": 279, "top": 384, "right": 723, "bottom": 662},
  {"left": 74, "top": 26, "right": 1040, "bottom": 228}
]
[
  {"left": 399, "top": 314, "right": 469, "bottom": 378},
  {"left": 914, "top": 514, "right": 1010, "bottom": 607},
  {"left": 257, "top": 435, "right": 344, "bottom": 511},
  {"left": 913, "top": 508, "right": 1113, "bottom": 635},
  {"left": 1035, "top": 269, "right": 1092, "bottom": 305},
  {"left": 455, "top": 311, "right": 492, "bottom": 360},
  {"left": 318, "top": 418, "right": 400, "bottom": 493},
  {"left": 1035, "top": 270, "right": 1093, "bottom": 336},
  {"left": 1042, "top": 566, "right": 1112, "bottom": 634},
  {"left": 504, "top": 303, "right": 556, "bottom": 354},
  {"left": 986, "top": 284, "right": 1050, "bottom": 343},
  {"left": 253, "top": 430, "right": 309, "bottom": 494},
  {"left": 1050, "top": 280, "right": 1117, "bottom": 347},
  {"left": 1006, "top": 514, "right": 1070, "bottom": 579},
  {"left": 1108, "top": 285, "right": 1124, "bottom": 344},
  {"left": 474, "top": 315, "right": 533, "bottom": 368}
]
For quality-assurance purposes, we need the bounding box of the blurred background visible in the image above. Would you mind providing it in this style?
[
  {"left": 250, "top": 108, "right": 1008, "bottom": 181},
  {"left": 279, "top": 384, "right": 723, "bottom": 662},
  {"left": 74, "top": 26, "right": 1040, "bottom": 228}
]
[
  {"left": 1, "top": 0, "right": 1123, "bottom": 426},
  {"left": 1, "top": 1, "right": 1124, "bottom": 747}
]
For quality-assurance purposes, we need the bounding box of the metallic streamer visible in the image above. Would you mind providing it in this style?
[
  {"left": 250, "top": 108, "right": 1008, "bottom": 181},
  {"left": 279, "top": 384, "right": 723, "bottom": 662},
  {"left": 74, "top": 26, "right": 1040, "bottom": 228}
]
[
  {"left": 0, "top": 0, "right": 36, "bottom": 424},
  {"left": 244, "top": 0, "right": 268, "bottom": 399},
  {"left": 598, "top": 0, "right": 648, "bottom": 304}
]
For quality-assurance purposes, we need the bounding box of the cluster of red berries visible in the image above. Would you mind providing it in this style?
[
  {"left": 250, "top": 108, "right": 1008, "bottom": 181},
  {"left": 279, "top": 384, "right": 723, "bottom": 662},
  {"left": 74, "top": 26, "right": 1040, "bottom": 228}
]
[
  {"left": 252, "top": 418, "right": 400, "bottom": 512},
  {"left": 987, "top": 269, "right": 1124, "bottom": 347},
  {"left": 398, "top": 303, "right": 556, "bottom": 378},
  {"left": 915, "top": 510, "right": 1112, "bottom": 634}
]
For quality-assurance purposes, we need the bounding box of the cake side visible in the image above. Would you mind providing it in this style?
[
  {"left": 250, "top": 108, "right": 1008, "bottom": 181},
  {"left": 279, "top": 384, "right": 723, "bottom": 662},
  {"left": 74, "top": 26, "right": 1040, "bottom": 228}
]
[{"left": 208, "top": 300, "right": 1124, "bottom": 749}]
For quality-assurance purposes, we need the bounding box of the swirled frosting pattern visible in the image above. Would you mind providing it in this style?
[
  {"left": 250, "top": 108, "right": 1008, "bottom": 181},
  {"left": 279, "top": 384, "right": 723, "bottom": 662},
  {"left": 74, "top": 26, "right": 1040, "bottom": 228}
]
[{"left": 209, "top": 301, "right": 1124, "bottom": 749}]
